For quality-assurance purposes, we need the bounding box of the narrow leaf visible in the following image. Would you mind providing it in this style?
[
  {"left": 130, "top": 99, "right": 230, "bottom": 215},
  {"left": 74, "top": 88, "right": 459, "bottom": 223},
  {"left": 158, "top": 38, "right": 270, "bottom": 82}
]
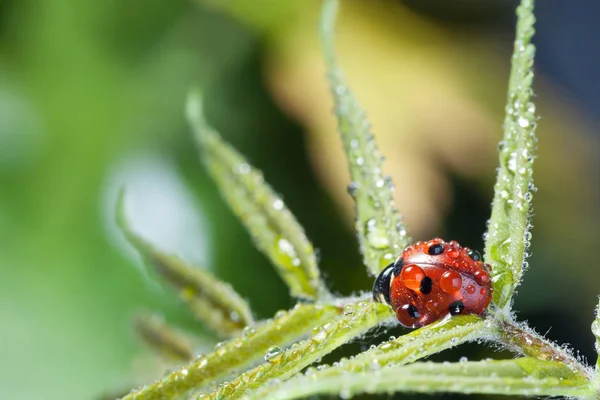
[
  {"left": 117, "top": 191, "right": 254, "bottom": 337},
  {"left": 134, "top": 312, "right": 196, "bottom": 362},
  {"left": 257, "top": 358, "right": 591, "bottom": 400},
  {"left": 312, "top": 315, "right": 488, "bottom": 376},
  {"left": 186, "top": 93, "right": 324, "bottom": 299},
  {"left": 484, "top": 0, "right": 538, "bottom": 308},
  {"left": 321, "top": 0, "right": 409, "bottom": 275},
  {"left": 200, "top": 301, "right": 392, "bottom": 400},
  {"left": 252, "top": 315, "right": 489, "bottom": 399},
  {"left": 594, "top": 297, "right": 600, "bottom": 373},
  {"left": 122, "top": 303, "right": 341, "bottom": 400}
]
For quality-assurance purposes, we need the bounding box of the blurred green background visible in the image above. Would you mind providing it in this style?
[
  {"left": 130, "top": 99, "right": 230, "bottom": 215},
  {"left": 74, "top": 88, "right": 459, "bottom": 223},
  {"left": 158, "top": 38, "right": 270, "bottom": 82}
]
[{"left": 1, "top": 0, "right": 599, "bottom": 399}]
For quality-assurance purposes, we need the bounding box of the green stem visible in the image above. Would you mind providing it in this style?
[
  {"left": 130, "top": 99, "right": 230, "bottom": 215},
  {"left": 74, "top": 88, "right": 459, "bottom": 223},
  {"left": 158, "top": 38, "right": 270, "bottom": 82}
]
[{"left": 496, "top": 318, "right": 592, "bottom": 379}]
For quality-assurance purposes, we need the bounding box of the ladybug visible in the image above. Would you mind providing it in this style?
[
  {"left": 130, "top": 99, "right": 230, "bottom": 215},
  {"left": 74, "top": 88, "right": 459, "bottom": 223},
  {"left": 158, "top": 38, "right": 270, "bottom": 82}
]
[{"left": 372, "top": 238, "right": 493, "bottom": 328}]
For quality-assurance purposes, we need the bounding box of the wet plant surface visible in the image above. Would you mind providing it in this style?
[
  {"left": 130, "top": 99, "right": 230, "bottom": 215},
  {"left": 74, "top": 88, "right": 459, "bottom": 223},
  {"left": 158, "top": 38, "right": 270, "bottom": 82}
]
[{"left": 112, "top": 0, "right": 600, "bottom": 399}]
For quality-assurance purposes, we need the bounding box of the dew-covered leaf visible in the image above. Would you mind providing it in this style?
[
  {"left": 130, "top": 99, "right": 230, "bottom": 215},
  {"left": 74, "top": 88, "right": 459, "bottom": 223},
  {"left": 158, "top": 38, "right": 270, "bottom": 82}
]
[
  {"left": 133, "top": 312, "right": 196, "bottom": 362},
  {"left": 186, "top": 93, "right": 324, "bottom": 299},
  {"left": 593, "top": 297, "right": 600, "bottom": 371},
  {"left": 320, "top": 0, "right": 409, "bottom": 276},
  {"left": 484, "top": 0, "right": 537, "bottom": 308},
  {"left": 257, "top": 358, "right": 590, "bottom": 400},
  {"left": 122, "top": 303, "right": 341, "bottom": 400},
  {"left": 117, "top": 191, "right": 254, "bottom": 337},
  {"left": 201, "top": 301, "right": 392, "bottom": 400}
]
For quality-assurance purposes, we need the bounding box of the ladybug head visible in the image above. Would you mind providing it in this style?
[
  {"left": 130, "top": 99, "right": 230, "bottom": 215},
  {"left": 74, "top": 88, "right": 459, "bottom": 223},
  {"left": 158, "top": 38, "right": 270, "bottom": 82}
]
[{"left": 372, "top": 258, "right": 403, "bottom": 305}]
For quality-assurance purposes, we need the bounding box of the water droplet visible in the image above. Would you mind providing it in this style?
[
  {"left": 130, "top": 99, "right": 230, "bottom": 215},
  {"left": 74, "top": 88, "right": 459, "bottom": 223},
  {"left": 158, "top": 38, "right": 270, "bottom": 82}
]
[
  {"left": 230, "top": 311, "right": 240, "bottom": 322},
  {"left": 459, "top": 356, "right": 468, "bottom": 363},
  {"left": 518, "top": 116, "right": 530, "bottom": 128},
  {"left": 276, "top": 237, "right": 301, "bottom": 268},
  {"left": 343, "top": 305, "right": 355, "bottom": 316},
  {"left": 310, "top": 326, "right": 327, "bottom": 343},
  {"left": 242, "top": 326, "right": 255, "bottom": 337},
  {"left": 273, "top": 199, "right": 284, "bottom": 210},
  {"left": 365, "top": 218, "right": 390, "bottom": 249},
  {"left": 356, "top": 156, "right": 365, "bottom": 166},
  {"left": 265, "top": 346, "right": 284, "bottom": 364},
  {"left": 237, "top": 163, "right": 251, "bottom": 174},
  {"left": 347, "top": 181, "right": 359, "bottom": 196}
]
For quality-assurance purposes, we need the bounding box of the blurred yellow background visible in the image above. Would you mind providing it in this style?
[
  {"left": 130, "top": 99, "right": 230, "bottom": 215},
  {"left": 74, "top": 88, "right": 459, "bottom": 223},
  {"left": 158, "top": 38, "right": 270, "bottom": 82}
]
[{"left": 0, "top": 0, "right": 598, "bottom": 398}]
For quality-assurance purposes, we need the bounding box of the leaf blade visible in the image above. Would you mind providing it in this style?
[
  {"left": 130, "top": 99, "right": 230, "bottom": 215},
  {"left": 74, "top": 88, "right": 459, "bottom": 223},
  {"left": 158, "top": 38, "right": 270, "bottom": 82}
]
[
  {"left": 186, "top": 93, "right": 324, "bottom": 299},
  {"left": 133, "top": 312, "right": 196, "bottom": 362},
  {"left": 321, "top": 0, "right": 409, "bottom": 275},
  {"left": 202, "top": 301, "right": 392, "bottom": 399},
  {"left": 122, "top": 303, "right": 340, "bottom": 400},
  {"left": 117, "top": 191, "right": 254, "bottom": 337},
  {"left": 258, "top": 358, "right": 591, "bottom": 400},
  {"left": 484, "top": 0, "right": 538, "bottom": 308}
]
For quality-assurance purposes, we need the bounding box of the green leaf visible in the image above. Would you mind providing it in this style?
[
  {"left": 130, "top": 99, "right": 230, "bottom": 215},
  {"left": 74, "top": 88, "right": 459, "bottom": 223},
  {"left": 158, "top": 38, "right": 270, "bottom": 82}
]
[
  {"left": 251, "top": 315, "right": 489, "bottom": 399},
  {"left": 593, "top": 297, "right": 600, "bottom": 372},
  {"left": 117, "top": 191, "right": 254, "bottom": 337},
  {"left": 133, "top": 312, "right": 195, "bottom": 362},
  {"left": 484, "top": 0, "right": 538, "bottom": 308},
  {"left": 200, "top": 301, "right": 392, "bottom": 399},
  {"left": 186, "top": 93, "right": 324, "bottom": 299},
  {"left": 123, "top": 303, "right": 340, "bottom": 400},
  {"left": 321, "top": 0, "right": 409, "bottom": 276},
  {"left": 257, "top": 358, "right": 591, "bottom": 400},
  {"left": 315, "top": 314, "right": 488, "bottom": 374}
]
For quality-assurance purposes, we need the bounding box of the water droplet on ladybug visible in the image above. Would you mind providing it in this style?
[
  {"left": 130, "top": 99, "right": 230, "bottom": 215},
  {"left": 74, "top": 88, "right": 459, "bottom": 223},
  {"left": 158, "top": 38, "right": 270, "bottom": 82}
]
[
  {"left": 439, "top": 270, "right": 463, "bottom": 294},
  {"left": 467, "top": 284, "right": 476, "bottom": 295},
  {"left": 400, "top": 265, "right": 426, "bottom": 291},
  {"left": 446, "top": 247, "right": 459, "bottom": 258},
  {"left": 401, "top": 304, "right": 420, "bottom": 319},
  {"left": 426, "top": 299, "right": 439, "bottom": 312},
  {"left": 473, "top": 270, "right": 490, "bottom": 285}
]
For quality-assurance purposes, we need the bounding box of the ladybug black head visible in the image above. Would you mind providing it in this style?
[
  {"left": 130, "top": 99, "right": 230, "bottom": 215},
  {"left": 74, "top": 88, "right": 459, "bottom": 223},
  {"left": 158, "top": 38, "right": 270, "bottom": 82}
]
[{"left": 372, "top": 258, "right": 403, "bottom": 305}]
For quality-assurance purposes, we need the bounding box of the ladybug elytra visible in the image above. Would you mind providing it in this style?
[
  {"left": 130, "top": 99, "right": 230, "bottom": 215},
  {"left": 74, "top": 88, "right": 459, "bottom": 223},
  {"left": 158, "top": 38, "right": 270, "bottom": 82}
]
[{"left": 373, "top": 238, "right": 493, "bottom": 328}]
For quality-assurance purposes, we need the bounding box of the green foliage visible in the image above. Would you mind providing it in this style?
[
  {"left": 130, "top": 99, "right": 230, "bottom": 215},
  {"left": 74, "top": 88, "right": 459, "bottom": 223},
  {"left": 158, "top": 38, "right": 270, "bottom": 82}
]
[
  {"left": 133, "top": 313, "right": 195, "bottom": 362},
  {"left": 117, "top": 193, "right": 254, "bottom": 337},
  {"left": 257, "top": 358, "right": 591, "bottom": 400},
  {"left": 187, "top": 94, "right": 324, "bottom": 299},
  {"left": 112, "top": 0, "right": 600, "bottom": 399},
  {"left": 484, "top": 0, "right": 538, "bottom": 309},
  {"left": 321, "top": 0, "right": 410, "bottom": 276}
]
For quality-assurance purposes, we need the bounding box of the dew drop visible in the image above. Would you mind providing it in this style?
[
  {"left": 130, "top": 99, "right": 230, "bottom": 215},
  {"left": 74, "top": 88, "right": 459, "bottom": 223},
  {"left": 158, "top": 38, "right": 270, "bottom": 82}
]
[
  {"left": 518, "top": 116, "right": 530, "bottom": 128},
  {"left": 273, "top": 199, "right": 284, "bottom": 210},
  {"left": 264, "top": 346, "right": 284, "bottom": 364},
  {"left": 310, "top": 326, "right": 327, "bottom": 343},
  {"left": 365, "top": 218, "right": 390, "bottom": 249}
]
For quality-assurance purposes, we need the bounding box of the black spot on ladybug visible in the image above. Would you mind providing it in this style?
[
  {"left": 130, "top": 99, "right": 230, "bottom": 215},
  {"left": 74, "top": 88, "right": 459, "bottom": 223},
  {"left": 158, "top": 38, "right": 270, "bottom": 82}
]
[
  {"left": 372, "top": 263, "right": 394, "bottom": 305},
  {"left": 448, "top": 300, "right": 465, "bottom": 315},
  {"left": 405, "top": 304, "right": 420, "bottom": 319},
  {"left": 468, "top": 249, "right": 481, "bottom": 262},
  {"left": 392, "top": 258, "right": 404, "bottom": 277},
  {"left": 420, "top": 276, "right": 433, "bottom": 294},
  {"left": 428, "top": 243, "right": 444, "bottom": 256}
]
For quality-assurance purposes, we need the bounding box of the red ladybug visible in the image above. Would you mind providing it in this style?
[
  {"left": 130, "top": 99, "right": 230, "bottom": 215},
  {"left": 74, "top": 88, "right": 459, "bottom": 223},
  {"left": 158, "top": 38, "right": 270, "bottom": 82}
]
[{"left": 372, "top": 238, "right": 493, "bottom": 328}]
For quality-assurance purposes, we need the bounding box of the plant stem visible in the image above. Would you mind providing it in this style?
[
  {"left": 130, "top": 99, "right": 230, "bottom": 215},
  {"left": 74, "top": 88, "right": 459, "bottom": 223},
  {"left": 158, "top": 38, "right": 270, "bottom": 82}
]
[{"left": 497, "top": 318, "right": 592, "bottom": 380}]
